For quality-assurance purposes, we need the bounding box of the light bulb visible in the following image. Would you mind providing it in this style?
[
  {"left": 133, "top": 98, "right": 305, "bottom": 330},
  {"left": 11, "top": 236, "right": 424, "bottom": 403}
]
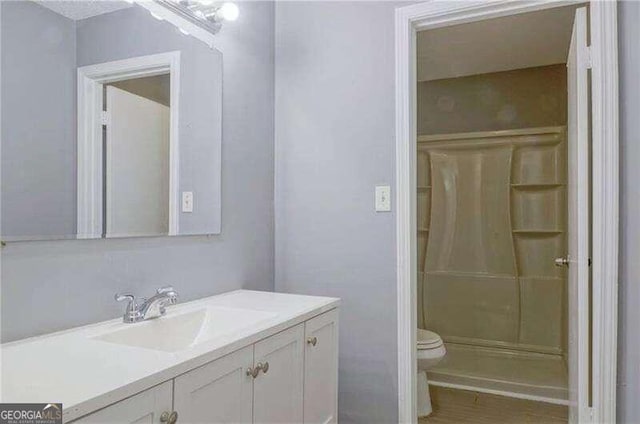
[{"left": 217, "top": 2, "right": 239, "bottom": 21}]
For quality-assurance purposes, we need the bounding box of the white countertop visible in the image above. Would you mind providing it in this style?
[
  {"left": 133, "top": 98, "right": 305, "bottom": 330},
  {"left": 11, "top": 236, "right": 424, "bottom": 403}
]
[{"left": 0, "top": 290, "right": 340, "bottom": 422}]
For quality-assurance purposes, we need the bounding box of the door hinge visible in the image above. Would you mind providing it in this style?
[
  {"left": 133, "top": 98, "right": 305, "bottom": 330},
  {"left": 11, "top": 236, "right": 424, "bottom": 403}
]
[
  {"left": 585, "top": 45, "right": 593, "bottom": 69},
  {"left": 101, "top": 111, "right": 109, "bottom": 126}
]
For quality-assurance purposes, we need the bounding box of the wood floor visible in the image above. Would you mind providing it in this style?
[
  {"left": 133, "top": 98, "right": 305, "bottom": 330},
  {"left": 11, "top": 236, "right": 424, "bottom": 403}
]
[{"left": 420, "top": 386, "right": 568, "bottom": 424}]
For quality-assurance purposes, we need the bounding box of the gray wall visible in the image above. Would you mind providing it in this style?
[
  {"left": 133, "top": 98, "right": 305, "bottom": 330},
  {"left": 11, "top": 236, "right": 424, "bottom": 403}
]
[
  {"left": 274, "top": 2, "right": 403, "bottom": 423},
  {"left": 77, "top": 6, "right": 223, "bottom": 235},
  {"left": 1, "top": 1, "right": 77, "bottom": 239},
  {"left": 1, "top": 1, "right": 275, "bottom": 342},
  {"left": 617, "top": 2, "right": 640, "bottom": 422}
]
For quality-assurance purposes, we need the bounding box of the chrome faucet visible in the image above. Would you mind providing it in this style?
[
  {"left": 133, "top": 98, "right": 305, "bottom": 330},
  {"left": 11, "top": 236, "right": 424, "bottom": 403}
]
[{"left": 115, "top": 286, "right": 179, "bottom": 323}]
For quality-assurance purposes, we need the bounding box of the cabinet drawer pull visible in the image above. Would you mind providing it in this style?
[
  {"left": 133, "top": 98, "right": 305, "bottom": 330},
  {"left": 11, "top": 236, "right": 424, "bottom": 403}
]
[
  {"left": 307, "top": 336, "right": 318, "bottom": 346},
  {"left": 161, "top": 411, "right": 178, "bottom": 423}
]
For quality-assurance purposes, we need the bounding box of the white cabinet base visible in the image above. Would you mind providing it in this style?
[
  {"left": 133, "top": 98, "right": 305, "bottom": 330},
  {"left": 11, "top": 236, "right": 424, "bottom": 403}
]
[{"left": 69, "top": 309, "right": 339, "bottom": 424}]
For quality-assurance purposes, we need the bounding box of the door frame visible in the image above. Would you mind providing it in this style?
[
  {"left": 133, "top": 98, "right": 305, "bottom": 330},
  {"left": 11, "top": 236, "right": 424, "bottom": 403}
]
[
  {"left": 76, "top": 51, "right": 181, "bottom": 238},
  {"left": 394, "top": 2, "right": 619, "bottom": 423}
]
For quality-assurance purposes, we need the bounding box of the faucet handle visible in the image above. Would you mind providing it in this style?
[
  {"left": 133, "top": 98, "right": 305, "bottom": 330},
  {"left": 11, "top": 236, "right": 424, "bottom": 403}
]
[
  {"left": 115, "top": 293, "right": 142, "bottom": 323},
  {"left": 115, "top": 293, "right": 136, "bottom": 304},
  {"left": 157, "top": 286, "right": 178, "bottom": 305},
  {"left": 157, "top": 286, "right": 176, "bottom": 295}
]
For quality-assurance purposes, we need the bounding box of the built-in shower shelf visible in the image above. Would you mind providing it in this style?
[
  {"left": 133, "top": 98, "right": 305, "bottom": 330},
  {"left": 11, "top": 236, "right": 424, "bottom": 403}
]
[
  {"left": 417, "top": 186, "right": 431, "bottom": 191},
  {"left": 418, "top": 228, "right": 430, "bottom": 233},
  {"left": 513, "top": 230, "right": 563, "bottom": 235},
  {"left": 511, "top": 183, "right": 565, "bottom": 190},
  {"left": 520, "top": 276, "right": 564, "bottom": 282}
]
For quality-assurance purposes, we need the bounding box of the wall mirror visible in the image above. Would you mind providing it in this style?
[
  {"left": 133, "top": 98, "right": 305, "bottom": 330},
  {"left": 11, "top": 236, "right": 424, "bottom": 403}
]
[{"left": 1, "top": 0, "right": 226, "bottom": 241}]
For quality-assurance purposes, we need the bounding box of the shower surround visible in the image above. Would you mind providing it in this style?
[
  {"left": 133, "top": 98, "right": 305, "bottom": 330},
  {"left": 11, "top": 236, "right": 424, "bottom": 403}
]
[{"left": 417, "top": 126, "right": 568, "bottom": 401}]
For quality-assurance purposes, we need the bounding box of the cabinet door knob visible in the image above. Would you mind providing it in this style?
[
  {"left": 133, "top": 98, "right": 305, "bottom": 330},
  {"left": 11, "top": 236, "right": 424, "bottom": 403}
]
[
  {"left": 307, "top": 336, "right": 318, "bottom": 346},
  {"left": 160, "top": 411, "right": 178, "bottom": 423},
  {"left": 246, "top": 366, "right": 260, "bottom": 378},
  {"left": 168, "top": 411, "right": 178, "bottom": 424},
  {"left": 262, "top": 361, "right": 269, "bottom": 374}
]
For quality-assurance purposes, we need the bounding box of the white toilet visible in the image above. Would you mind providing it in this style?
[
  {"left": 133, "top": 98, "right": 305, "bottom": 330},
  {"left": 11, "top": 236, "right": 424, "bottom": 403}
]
[{"left": 416, "top": 328, "right": 446, "bottom": 417}]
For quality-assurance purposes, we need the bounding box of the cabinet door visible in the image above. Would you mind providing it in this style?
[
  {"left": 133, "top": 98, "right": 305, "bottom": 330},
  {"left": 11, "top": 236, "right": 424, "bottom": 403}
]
[
  {"left": 71, "top": 381, "right": 172, "bottom": 424},
  {"left": 303, "top": 310, "right": 339, "bottom": 424},
  {"left": 253, "top": 324, "right": 304, "bottom": 424},
  {"left": 174, "top": 346, "right": 253, "bottom": 424}
]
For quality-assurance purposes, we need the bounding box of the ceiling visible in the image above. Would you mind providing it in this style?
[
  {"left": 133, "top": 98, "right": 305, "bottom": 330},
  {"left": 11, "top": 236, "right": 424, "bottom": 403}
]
[
  {"left": 417, "top": 5, "right": 581, "bottom": 81},
  {"left": 33, "top": 1, "right": 133, "bottom": 21}
]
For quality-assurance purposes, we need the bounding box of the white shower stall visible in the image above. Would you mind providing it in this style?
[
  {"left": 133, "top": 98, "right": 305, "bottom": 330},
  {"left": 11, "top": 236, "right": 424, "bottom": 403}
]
[{"left": 417, "top": 126, "right": 568, "bottom": 402}]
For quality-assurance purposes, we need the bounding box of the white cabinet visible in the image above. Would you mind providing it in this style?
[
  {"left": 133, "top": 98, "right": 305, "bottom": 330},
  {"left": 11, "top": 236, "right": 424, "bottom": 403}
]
[
  {"left": 72, "top": 381, "right": 172, "bottom": 424},
  {"left": 69, "top": 309, "right": 338, "bottom": 424},
  {"left": 303, "top": 309, "right": 339, "bottom": 424},
  {"left": 174, "top": 346, "right": 253, "bottom": 424},
  {"left": 253, "top": 324, "right": 304, "bottom": 424}
]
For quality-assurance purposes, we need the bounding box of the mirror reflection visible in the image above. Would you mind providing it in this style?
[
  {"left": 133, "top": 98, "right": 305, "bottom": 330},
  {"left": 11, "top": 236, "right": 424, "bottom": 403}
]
[{"left": 1, "top": 0, "right": 223, "bottom": 241}]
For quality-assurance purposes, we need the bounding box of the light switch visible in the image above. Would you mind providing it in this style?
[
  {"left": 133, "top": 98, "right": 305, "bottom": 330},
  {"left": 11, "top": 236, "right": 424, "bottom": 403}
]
[
  {"left": 182, "top": 191, "right": 194, "bottom": 213},
  {"left": 375, "top": 185, "right": 391, "bottom": 212}
]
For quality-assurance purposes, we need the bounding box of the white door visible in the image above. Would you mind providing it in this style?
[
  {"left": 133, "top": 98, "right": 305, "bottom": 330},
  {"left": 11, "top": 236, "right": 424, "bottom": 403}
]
[
  {"left": 174, "top": 346, "right": 254, "bottom": 424},
  {"left": 567, "top": 6, "right": 590, "bottom": 423},
  {"left": 303, "top": 310, "right": 339, "bottom": 424},
  {"left": 105, "top": 85, "right": 170, "bottom": 238},
  {"left": 71, "top": 381, "right": 172, "bottom": 423},
  {"left": 253, "top": 324, "right": 304, "bottom": 424}
]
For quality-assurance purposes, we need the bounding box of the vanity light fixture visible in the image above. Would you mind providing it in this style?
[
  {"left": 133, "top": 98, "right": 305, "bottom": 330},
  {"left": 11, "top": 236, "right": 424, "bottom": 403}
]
[
  {"left": 213, "top": 2, "right": 239, "bottom": 22},
  {"left": 178, "top": 1, "right": 239, "bottom": 33},
  {"left": 134, "top": 0, "right": 238, "bottom": 48}
]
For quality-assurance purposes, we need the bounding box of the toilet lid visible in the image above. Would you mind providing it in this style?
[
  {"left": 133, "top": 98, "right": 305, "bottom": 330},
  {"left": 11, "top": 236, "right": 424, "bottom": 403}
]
[{"left": 417, "top": 328, "right": 443, "bottom": 349}]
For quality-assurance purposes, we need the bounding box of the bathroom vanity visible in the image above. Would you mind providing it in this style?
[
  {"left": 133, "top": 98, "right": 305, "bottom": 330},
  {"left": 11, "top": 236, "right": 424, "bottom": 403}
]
[{"left": 1, "top": 290, "right": 339, "bottom": 423}]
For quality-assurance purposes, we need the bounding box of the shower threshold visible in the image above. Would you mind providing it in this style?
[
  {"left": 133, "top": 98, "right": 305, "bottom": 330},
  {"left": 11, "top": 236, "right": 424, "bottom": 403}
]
[{"left": 428, "top": 342, "right": 568, "bottom": 405}]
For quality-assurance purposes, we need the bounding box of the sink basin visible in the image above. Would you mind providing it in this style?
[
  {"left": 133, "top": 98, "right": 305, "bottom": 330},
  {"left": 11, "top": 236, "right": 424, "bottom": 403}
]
[{"left": 93, "top": 306, "right": 276, "bottom": 352}]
